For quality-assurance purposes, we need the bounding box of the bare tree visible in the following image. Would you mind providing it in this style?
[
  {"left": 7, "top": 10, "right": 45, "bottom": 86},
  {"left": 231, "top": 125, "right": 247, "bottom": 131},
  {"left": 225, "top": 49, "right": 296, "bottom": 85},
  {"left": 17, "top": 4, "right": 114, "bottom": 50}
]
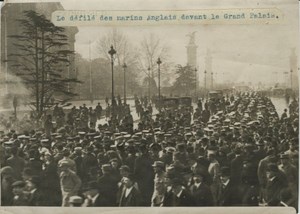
[
  {"left": 137, "top": 33, "right": 171, "bottom": 79},
  {"left": 97, "top": 30, "right": 174, "bottom": 97},
  {"left": 96, "top": 29, "right": 143, "bottom": 97},
  {"left": 97, "top": 28, "right": 138, "bottom": 66}
]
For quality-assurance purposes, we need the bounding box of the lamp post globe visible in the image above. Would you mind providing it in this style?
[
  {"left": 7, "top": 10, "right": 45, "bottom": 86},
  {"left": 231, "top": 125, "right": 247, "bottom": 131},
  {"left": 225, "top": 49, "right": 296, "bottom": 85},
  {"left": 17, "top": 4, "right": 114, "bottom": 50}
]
[{"left": 148, "top": 66, "right": 151, "bottom": 99}]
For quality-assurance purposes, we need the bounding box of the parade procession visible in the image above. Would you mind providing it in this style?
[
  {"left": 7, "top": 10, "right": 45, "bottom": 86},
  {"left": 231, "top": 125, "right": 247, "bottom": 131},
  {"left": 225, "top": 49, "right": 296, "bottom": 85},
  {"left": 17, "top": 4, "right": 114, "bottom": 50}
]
[{"left": 0, "top": 0, "right": 299, "bottom": 210}]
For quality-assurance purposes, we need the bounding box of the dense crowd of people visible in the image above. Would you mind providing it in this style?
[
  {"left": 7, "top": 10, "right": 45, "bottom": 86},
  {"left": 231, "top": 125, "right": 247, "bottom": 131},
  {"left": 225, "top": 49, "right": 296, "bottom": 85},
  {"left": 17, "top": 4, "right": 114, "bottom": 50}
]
[{"left": 0, "top": 91, "right": 298, "bottom": 209}]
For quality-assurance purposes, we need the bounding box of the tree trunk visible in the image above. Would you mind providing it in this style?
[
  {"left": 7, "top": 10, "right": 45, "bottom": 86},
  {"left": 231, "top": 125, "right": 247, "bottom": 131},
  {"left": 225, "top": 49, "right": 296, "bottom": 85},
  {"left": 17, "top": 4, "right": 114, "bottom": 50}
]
[
  {"left": 40, "top": 30, "right": 45, "bottom": 115},
  {"left": 35, "top": 27, "right": 40, "bottom": 116}
]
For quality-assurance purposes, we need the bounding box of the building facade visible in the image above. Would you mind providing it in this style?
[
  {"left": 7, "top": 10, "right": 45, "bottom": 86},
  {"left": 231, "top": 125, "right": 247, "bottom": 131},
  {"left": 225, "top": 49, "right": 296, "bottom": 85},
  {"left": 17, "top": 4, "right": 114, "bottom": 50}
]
[{"left": 1, "top": 2, "right": 78, "bottom": 98}]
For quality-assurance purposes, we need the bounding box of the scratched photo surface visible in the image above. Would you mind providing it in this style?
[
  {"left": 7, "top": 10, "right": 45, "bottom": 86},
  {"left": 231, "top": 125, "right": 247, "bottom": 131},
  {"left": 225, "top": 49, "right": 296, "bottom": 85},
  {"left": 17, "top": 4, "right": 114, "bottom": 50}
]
[{"left": 0, "top": 0, "right": 298, "bottom": 211}]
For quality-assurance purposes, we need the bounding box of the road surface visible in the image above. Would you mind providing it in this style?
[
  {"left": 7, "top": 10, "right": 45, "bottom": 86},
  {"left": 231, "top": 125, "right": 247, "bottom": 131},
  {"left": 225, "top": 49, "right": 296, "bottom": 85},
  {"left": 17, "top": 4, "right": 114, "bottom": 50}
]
[{"left": 0, "top": 97, "right": 290, "bottom": 128}]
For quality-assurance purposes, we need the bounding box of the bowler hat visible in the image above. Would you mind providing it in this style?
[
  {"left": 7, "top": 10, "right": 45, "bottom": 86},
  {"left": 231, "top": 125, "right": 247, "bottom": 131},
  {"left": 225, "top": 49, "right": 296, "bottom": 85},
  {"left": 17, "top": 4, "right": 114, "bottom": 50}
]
[
  {"left": 220, "top": 166, "right": 231, "bottom": 177},
  {"left": 125, "top": 173, "right": 135, "bottom": 182},
  {"left": 193, "top": 169, "right": 206, "bottom": 179},
  {"left": 170, "top": 178, "right": 183, "bottom": 186},
  {"left": 266, "top": 163, "right": 279, "bottom": 173}
]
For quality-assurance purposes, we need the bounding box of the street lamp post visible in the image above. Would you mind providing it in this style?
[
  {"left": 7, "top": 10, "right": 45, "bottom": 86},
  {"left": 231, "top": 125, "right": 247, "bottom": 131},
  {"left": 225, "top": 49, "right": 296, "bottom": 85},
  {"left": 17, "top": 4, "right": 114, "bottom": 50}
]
[
  {"left": 108, "top": 45, "right": 116, "bottom": 120},
  {"left": 157, "top": 58, "right": 162, "bottom": 109},
  {"left": 211, "top": 72, "right": 214, "bottom": 89},
  {"left": 204, "top": 70, "right": 207, "bottom": 91},
  {"left": 3, "top": 12, "right": 8, "bottom": 94},
  {"left": 195, "top": 68, "right": 197, "bottom": 101},
  {"left": 89, "top": 41, "right": 93, "bottom": 103},
  {"left": 273, "top": 71, "right": 278, "bottom": 85},
  {"left": 122, "top": 63, "right": 127, "bottom": 104},
  {"left": 284, "top": 71, "right": 289, "bottom": 88},
  {"left": 148, "top": 66, "right": 151, "bottom": 100},
  {"left": 290, "top": 69, "right": 293, "bottom": 89}
]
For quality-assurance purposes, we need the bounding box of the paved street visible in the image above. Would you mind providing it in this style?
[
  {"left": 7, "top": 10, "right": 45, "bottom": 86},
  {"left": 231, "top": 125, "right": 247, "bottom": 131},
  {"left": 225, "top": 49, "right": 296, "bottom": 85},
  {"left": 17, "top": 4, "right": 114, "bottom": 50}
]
[
  {"left": 270, "top": 97, "right": 290, "bottom": 116},
  {"left": 0, "top": 96, "right": 290, "bottom": 129},
  {"left": 73, "top": 96, "right": 290, "bottom": 129}
]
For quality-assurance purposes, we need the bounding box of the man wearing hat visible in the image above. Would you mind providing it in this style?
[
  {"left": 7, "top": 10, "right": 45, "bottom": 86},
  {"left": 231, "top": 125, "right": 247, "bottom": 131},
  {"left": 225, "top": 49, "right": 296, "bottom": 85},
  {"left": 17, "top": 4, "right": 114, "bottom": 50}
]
[
  {"left": 189, "top": 170, "right": 214, "bottom": 206},
  {"left": 254, "top": 140, "right": 267, "bottom": 161},
  {"left": 70, "top": 147, "right": 84, "bottom": 180},
  {"left": 152, "top": 161, "right": 166, "bottom": 181},
  {"left": 264, "top": 163, "right": 287, "bottom": 206},
  {"left": 97, "top": 164, "right": 118, "bottom": 206},
  {"left": 216, "top": 166, "right": 242, "bottom": 206},
  {"left": 230, "top": 146, "right": 244, "bottom": 184},
  {"left": 1, "top": 166, "right": 15, "bottom": 205},
  {"left": 257, "top": 147, "right": 277, "bottom": 200},
  {"left": 81, "top": 146, "right": 98, "bottom": 182},
  {"left": 149, "top": 143, "right": 161, "bottom": 162},
  {"left": 201, "top": 106, "right": 210, "bottom": 124},
  {"left": 284, "top": 140, "right": 298, "bottom": 158},
  {"left": 117, "top": 165, "right": 138, "bottom": 204},
  {"left": 59, "top": 161, "right": 82, "bottom": 206},
  {"left": 151, "top": 161, "right": 166, "bottom": 204},
  {"left": 41, "top": 151, "right": 61, "bottom": 206},
  {"left": 207, "top": 149, "right": 220, "bottom": 184},
  {"left": 95, "top": 103, "right": 103, "bottom": 120},
  {"left": 200, "top": 137, "right": 209, "bottom": 155},
  {"left": 239, "top": 162, "right": 260, "bottom": 206},
  {"left": 123, "top": 145, "right": 136, "bottom": 173},
  {"left": 151, "top": 176, "right": 166, "bottom": 207},
  {"left": 82, "top": 181, "right": 110, "bottom": 206},
  {"left": 119, "top": 174, "right": 142, "bottom": 206},
  {"left": 163, "top": 177, "right": 195, "bottom": 206},
  {"left": 279, "top": 153, "right": 298, "bottom": 205},
  {"left": 44, "top": 114, "right": 53, "bottom": 138},
  {"left": 278, "top": 154, "right": 297, "bottom": 187},
  {"left": 26, "top": 176, "right": 46, "bottom": 206},
  {"left": 160, "top": 146, "right": 175, "bottom": 166},
  {"left": 134, "top": 144, "right": 154, "bottom": 206},
  {"left": 6, "top": 146, "right": 26, "bottom": 180},
  {"left": 58, "top": 149, "right": 77, "bottom": 173},
  {"left": 53, "top": 143, "right": 64, "bottom": 162},
  {"left": 110, "top": 158, "right": 122, "bottom": 182},
  {"left": 12, "top": 181, "right": 29, "bottom": 206}
]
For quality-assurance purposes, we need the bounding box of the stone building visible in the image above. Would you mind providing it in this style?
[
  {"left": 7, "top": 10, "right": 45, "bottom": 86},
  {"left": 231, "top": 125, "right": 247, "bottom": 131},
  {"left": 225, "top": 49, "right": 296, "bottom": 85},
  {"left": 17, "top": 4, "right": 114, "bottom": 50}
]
[
  {"left": 186, "top": 31, "right": 198, "bottom": 93},
  {"left": 1, "top": 2, "right": 78, "bottom": 97},
  {"left": 186, "top": 31, "right": 198, "bottom": 69}
]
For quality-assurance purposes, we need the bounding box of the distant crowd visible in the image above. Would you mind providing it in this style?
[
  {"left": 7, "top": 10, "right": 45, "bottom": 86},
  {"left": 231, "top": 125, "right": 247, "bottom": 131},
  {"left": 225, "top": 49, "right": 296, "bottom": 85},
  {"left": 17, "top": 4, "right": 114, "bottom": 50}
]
[{"left": 0, "top": 91, "right": 298, "bottom": 210}]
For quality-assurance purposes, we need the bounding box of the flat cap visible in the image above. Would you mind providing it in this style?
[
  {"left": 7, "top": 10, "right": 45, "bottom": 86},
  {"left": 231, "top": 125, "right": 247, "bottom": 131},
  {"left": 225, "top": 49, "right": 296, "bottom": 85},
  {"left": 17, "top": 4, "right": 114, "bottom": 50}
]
[{"left": 12, "top": 181, "right": 26, "bottom": 188}]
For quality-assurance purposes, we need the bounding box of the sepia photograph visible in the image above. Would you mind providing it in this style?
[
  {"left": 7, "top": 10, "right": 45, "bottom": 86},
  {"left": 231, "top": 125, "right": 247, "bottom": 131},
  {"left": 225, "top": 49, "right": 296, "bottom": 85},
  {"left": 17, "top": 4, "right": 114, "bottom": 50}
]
[{"left": 0, "top": 0, "right": 298, "bottom": 212}]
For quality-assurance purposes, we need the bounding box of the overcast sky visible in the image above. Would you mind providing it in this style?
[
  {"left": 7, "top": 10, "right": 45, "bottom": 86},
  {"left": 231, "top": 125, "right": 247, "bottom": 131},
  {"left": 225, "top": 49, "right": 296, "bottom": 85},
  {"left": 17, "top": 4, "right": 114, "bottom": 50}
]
[{"left": 1, "top": 0, "right": 299, "bottom": 85}]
